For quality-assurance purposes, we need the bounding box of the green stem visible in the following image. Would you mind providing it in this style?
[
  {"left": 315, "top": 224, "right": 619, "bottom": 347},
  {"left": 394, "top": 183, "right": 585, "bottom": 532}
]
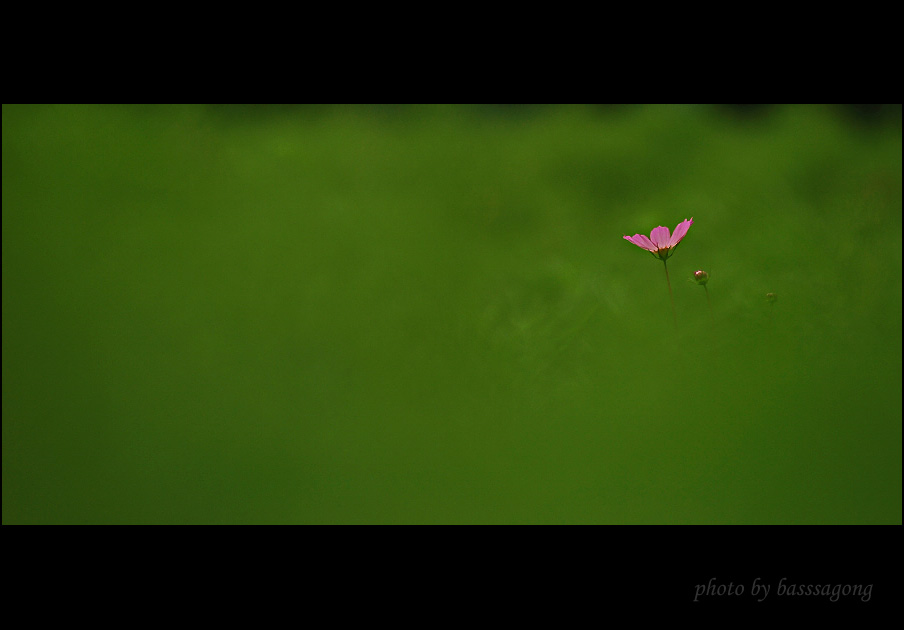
[
  {"left": 663, "top": 259, "right": 676, "bottom": 329},
  {"left": 704, "top": 284, "right": 714, "bottom": 323}
]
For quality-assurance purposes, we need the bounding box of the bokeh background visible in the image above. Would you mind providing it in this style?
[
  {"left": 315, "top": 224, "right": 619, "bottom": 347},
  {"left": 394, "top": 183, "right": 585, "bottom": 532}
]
[{"left": 3, "top": 103, "right": 900, "bottom": 524}]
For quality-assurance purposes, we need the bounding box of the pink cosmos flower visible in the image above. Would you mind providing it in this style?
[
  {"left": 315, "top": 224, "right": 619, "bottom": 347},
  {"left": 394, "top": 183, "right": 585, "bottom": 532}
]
[{"left": 623, "top": 218, "right": 694, "bottom": 261}]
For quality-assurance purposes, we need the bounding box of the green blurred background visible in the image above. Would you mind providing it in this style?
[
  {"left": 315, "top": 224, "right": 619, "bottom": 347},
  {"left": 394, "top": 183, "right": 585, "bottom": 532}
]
[{"left": 2, "top": 104, "right": 900, "bottom": 524}]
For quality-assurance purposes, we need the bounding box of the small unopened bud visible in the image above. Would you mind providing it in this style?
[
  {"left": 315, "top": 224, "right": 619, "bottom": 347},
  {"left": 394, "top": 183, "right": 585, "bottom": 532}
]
[
  {"left": 693, "top": 270, "right": 709, "bottom": 285},
  {"left": 766, "top": 292, "right": 777, "bottom": 303}
]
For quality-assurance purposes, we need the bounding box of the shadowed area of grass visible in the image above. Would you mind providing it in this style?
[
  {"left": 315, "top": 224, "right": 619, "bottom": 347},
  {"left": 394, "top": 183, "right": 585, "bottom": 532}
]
[{"left": 2, "top": 104, "right": 901, "bottom": 523}]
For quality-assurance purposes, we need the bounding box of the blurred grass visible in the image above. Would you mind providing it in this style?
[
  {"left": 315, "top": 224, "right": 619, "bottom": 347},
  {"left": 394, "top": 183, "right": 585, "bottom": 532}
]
[{"left": 2, "top": 103, "right": 901, "bottom": 524}]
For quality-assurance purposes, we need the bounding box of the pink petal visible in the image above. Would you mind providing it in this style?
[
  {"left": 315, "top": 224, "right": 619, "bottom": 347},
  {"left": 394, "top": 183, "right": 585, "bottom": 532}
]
[
  {"left": 667, "top": 217, "right": 694, "bottom": 248},
  {"left": 649, "top": 226, "right": 671, "bottom": 250},
  {"left": 624, "top": 234, "right": 657, "bottom": 252}
]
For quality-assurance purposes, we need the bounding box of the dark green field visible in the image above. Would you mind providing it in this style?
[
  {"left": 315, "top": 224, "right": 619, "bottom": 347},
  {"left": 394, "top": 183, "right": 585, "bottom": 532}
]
[{"left": 3, "top": 104, "right": 901, "bottom": 524}]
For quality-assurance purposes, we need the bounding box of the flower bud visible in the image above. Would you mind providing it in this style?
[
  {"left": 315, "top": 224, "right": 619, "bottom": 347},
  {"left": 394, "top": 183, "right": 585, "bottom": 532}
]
[
  {"left": 766, "top": 292, "right": 777, "bottom": 303},
  {"left": 693, "top": 270, "right": 709, "bottom": 285}
]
